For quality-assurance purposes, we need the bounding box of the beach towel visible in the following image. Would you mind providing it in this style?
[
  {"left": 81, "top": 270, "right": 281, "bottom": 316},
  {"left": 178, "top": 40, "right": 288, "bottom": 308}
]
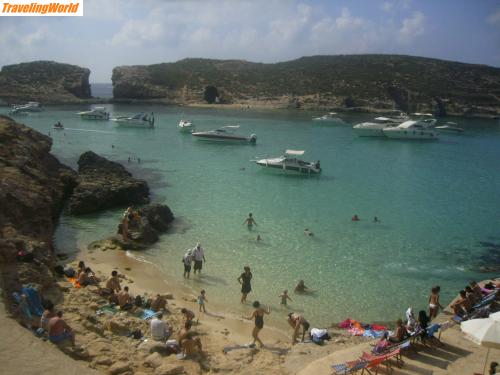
[
  {"left": 67, "top": 277, "right": 81, "bottom": 288},
  {"left": 363, "top": 329, "right": 385, "bottom": 338},
  {"left": 338, "top": 319, "right": 352, "bottom": 329},
  {"left": 138, "top": 309, "right": 160, "bottom": 320},
  {"left": 97, "top": 305, "right": 118, "bottom": 316},
  {"left": 21, "top": 287, "right": 44, "bottom": 316}
]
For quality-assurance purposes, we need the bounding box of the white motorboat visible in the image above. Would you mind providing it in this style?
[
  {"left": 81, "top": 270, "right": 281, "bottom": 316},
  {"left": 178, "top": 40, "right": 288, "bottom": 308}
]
[
  {"left": 178, "top": 120, "right": 194, "bottom": 133},
  {"left": 435, "top": 122, "right": 464, "bottom": 133},
  {"left": 353, "top": 116, "right": 405, "bottom": 137},
  {"left": 112, "top": 112, "right": 154, "bottom": 128},
  {"left": 192, "top": 125, "right": 256, "bottom": 143},
  {"left": 9, "top": 101, "right": 42, "bottom": 115},
  {"left": 52, "top": 121, "right": 64, "bottom": 130},
  {"left": 77, "top": 107, "right": 110, "bottom": 120},
  {"left": 382, "top": 119, "right": 438, "bottom": 139},
  {"left": 255, "top": 150, "right": 321, "bottom": 174},
  {"left": 312, "top": 112, "right": 343, "bottom": 122}
]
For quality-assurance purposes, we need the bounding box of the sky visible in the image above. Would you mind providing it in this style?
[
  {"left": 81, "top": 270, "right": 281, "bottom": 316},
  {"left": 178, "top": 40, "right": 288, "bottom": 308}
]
[{"left": 1, "top": 0, "right": 500, "bottom": 82}]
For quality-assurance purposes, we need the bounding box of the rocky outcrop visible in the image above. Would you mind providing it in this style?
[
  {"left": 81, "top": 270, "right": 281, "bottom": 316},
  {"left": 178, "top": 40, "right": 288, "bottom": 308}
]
[
  {"left": 69, "top": 151, "right": 150, "bottom": 215},
  {"left": 0, "top": 61, "right": 91, "bottom": 104},
  {"left": 111, "top": 55, "right": 500, "bottom": 117},
  {"left": 0, "top": 115, "right": 77, "bottom": 291}
]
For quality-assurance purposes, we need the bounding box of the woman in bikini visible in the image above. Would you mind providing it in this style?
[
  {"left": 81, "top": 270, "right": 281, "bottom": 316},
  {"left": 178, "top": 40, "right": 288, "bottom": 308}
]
[
  {"left": 428, "top": 286, "right": 443, "bottom": 320},
  {"left": 243, "top": 301, "right": 270, "bottom": 347}
]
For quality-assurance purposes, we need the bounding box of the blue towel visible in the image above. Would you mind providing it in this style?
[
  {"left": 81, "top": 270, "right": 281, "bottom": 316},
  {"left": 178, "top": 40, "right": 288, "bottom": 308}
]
[
  {"left": 427, "top": 323, "right": 440, "bottom": 337},
  {"left": 12, "top": 292, "right": 33, "bottom": 320},
  {"left": 363, "top": 329, "right": 384, "bottom": 338},
  {"left": 139, "top": 309, "right": 159, "bottom": 320},
  {"left": 21, "top": 287, "right": 44, "bottom": 316}
]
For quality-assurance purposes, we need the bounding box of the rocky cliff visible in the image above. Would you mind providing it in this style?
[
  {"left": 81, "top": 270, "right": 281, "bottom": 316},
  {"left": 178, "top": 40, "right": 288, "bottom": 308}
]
[
  {"left": 0, "top": 61, "right": 91, "bottom": 104},
  {"left": 0, "top": 115, "right": 77, "bottom": 292},
  {"left": 112, "top": 55, "right": 500, "bottom": 117}
]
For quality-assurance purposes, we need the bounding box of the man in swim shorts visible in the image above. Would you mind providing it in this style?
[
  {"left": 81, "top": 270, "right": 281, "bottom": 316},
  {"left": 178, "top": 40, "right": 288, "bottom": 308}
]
[
  {"left": 193, "top": 243, "right": 205, "bottom": 275},
  {"left": 243, "top": 213, "right": 257, "bottom": 229},
  {"left": 48, "top": 311, "right": 75, "bottom": 346}
]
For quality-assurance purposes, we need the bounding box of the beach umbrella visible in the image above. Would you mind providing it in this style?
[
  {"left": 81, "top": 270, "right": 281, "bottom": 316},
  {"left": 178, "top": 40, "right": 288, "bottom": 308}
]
[{"left": 461, "top": 314, "right": 500, "bottom": 374}]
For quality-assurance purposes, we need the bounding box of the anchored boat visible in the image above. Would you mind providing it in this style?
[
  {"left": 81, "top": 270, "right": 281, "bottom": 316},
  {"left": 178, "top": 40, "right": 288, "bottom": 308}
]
[
  {"left": 192, "top": 125, "right": 256, "bottom": 143},
  {"left": 255, "top": 150, "right": 321, "bottom": 174},
  {"left": 178, "top": 120, "right": 194, "bottom": 133},
  {"left": 112, "top": 112, "right": 155, "bottom": 128},
  {"left": 77, "top": 107, "right": 110, "bottom": 120}
]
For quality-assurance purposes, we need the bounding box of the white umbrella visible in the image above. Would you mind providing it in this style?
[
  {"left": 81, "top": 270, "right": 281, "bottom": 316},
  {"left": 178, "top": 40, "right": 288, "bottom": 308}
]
[{"left": 461, "top": 314, "right": 500, "bottom": 374}]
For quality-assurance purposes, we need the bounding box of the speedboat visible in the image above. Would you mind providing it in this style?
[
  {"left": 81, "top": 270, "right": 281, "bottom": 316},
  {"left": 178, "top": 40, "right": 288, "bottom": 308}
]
[
  {"left": 77, "top": 107, "right": 110, "bottom": 120},
  {"left": 435, "top": 122, "right": 464, "bottom": 133},
  {"left": 192, "top": 125, "right": 256, "bottom": 143},
  {"left": 312, "top": 112, "right": 343, "bottom": 122},
  {"left": 112, "top": 112, "right": 154, "bottom": 128},
  {"left": 382, "top": 119, "right": 438, "bottom": 140},
  {"left": 255, "top": 150, "right": 321, "bottom": 174},
  {"left": 53, "top": 122, "right": 64, "bottom": 130},
  {"left": 178, "top": 120, "right": 194, "bottom": 133},
  {"left": 9, "top": 101, "right": 42, "bottom": 115},
  {"left": 353, "top": 116, "right": 405, "bottom": 137}
]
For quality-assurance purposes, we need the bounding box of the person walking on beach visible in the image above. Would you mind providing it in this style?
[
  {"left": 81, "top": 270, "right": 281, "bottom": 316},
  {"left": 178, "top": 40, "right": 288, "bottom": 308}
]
[
  {"left": 237, "top": 266, "right": 253, "bottom": 303},
  {"left": 198, "top": 289, "right": 207, "bottom": 313},
  {"left": 243, "top": 301, "right": 270, "bottom": 348},
  {"left": 192, "top": 243, "right": 205, "bottom": 276},
  {"left": 279, "top": 290, "right": 293, "bottom": 307},
  {"left": 287, "top": 312, "right": 310, "bottom": 344},
  {"left": 243, "top": 213, "right": 257, "bottom": 229},
  {"left": 428, "top": 286, "right": 443, "bottom": 320},
  {"left": 182, "top": 250, "right": 193, "bottom": 278}
]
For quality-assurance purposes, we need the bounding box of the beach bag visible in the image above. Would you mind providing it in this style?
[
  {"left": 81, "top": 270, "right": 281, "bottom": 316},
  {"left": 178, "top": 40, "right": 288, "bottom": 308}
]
[{"left": 64, "top": 267, "right": 76, "bottom": 277}]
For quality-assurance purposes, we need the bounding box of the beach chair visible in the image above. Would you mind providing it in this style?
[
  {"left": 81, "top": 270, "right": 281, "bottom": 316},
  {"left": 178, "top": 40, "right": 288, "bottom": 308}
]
[
  {"left": 360, "top": 348, "right": 402, "bottom": 374},
  {"left": 331, "top": 359, "right": 368, "bottom": 374}
]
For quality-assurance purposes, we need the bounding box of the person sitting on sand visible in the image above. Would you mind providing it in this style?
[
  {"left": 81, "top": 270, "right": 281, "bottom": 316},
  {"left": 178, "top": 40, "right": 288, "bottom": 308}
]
[
  {"left": 48, "top": 311, "right": 75, "bottom": 346},
  {"left": 470, "top": 281, "right": 483, "bottom": 302},
  {"left": 104, "top": 270, "right": 121, "bottom": 294},
  {"left": 465, "top": 286, "right": 479, "bottom": 306},
  {"left": 295, "top": 280, "right": 311, "bottom": 293},
  {"left": 352, "top": 214, "right": 360, "bottom": 221},
  {"left": 417, "top": 310, "right": 430, "bottom": 338},
  {"left": 388, "top": 319, "right": 408, "bottom": 343},
  {"left": 78, "top": 267, "right": 99, "bottom": 287},
  {"left": 181, "top": 308, "right": 195, "bottom": 323},
  {"left": 151, "top": 294, "right": 167, "bottom": 312},
  {"left": 150, "top": 313, "right": 170, "bottom": 341},
  {"left": 40, "top": 301, "right": 56, "bottom": 331},
  {"left": 489, "top": 361, "right": 499, "bottom": 375},
  {"left": 428, "top": 286, "right": 443, "bottom": 320},
  {"left": 279, "top": 290, "right": 293, "bottom": 307},
  {"left": 243, "top": 301, "right": 270, "bottom": 348},
  {"left": 304, "top": 228, "right": 314, "bottom": 236},
  {"left": 117, "top": 286, "right": 134, "bottom": 310},
  {"left": 178, "top": 320, "right": 202, "bottom": 357},
  {"left": 77, "top": 261, "right": 86, "bottom": 274},
  {"left": 373, "top": 331, "right": 390, "bottom": 354},
  {"left": 243, "top": 213, "right": 257, "bottom": 229},
  {"left": 287, "top": 312, "right": 310, "bottom": 344}
]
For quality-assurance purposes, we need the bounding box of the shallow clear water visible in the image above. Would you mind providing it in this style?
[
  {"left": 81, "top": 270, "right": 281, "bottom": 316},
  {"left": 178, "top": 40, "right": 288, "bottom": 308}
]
[{"left": 8, "top": 104, "right": 500, "bottom": 326}]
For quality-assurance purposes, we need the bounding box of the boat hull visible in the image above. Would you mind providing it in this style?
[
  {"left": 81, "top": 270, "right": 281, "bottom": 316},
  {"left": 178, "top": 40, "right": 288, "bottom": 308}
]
[
  {"left": 382, "top": 129, "right": 438, "bottom": 139},
  {"left": 256, "top": 160, "right": 320, "bottom": 174},
  {"left": 353, "top": 126, "right": 385, "bottom": 137},
  {"left": 112, "top": 120, "right": 153, "bottom": 128},
  {"left": 192, "top": 133, "right": 256, "bottom": 143}
]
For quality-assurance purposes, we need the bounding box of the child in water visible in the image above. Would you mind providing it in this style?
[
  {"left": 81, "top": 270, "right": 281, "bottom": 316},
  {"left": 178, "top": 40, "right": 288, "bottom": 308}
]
[
  {"left": 279, "top": 290, "right": 293, "bottom": 307},
  {"left": 198, "top": 289, "right": 207, "bottom": 313}
]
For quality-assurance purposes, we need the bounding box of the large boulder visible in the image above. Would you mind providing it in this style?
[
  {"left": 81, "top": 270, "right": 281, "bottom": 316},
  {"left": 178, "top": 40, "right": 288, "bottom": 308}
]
[{"left": 69, "top": 151, "right": 150, "bottom": 214}]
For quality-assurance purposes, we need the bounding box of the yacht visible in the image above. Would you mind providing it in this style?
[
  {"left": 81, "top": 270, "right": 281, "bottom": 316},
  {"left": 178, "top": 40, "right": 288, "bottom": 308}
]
[
  {"left": 353, "top": 116, "right": 404, "bottom": 137},
  {"left": 178, "top": 120, "right": 194, "bottom": 133},
  {"left": 192, "top": 125, "right": 256, "bottom": 143},
  {"left": 382, "top": 119, "right": 438, "bottom": 140},
  {"left": 9, "top": 101, "right": 42, "bottom": 115},
  {"left": 312, "top": 112, "right": 343, "bottom": 122},
  {"left": 435, "top": 122, "right": 464, "bottom": 133},
  {"left": 112, "top": 112, "right": 155, "bottom": 128},
  {"left": 77, "top": 107, "right": 110, "bottom": 120},
  {"left": 255, "top": 150, "right": 321, "bottom": 174}
]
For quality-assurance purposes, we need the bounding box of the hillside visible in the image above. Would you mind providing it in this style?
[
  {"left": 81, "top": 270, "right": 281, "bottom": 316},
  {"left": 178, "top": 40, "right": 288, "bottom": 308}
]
[
  {"left": 0, "top": 61, "right": 91, "bottom": 104},
  {"left": 112, "top": 55, "right": 500, "bottom": 116}
]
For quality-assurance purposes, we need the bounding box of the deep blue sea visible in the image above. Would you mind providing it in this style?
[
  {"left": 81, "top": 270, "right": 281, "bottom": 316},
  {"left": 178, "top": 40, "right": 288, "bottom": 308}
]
[{"left": 6, "top": 104, "right": 500, "bottom": 326}]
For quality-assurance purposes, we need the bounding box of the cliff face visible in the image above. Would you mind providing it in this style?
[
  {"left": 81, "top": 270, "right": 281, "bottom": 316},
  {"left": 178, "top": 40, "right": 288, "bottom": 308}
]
[
  {"left": 0, "top": 115, "right": 77, "bottom": 291},
  {"left": 0, "top": 61, "right": 91, "bottom": 104},
  {"left": 111, "top": 55, "right": 500, "bottom": 116}
]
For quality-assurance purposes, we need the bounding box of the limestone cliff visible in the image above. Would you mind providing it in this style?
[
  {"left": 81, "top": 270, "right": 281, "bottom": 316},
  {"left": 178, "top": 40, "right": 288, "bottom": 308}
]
[
  {"left": 0, "top": 115, "right": 77, "bottom": 291},
  {"left": 0, "top": 61, "right": 91, "bottom": 104},
  {"left": 111, "top": 55, "right": 500, "bottom": 117}
]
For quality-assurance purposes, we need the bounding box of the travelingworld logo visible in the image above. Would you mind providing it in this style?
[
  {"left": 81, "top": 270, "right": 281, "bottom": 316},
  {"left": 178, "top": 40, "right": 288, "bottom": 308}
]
[{"left": 1, "top": 0, "right": 83, "bottom": 16}]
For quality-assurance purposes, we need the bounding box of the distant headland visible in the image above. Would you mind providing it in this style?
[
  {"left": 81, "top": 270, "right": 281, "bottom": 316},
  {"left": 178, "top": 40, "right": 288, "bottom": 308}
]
[{"left": 2, "top": 55, "right": 500, "bottom": 118}]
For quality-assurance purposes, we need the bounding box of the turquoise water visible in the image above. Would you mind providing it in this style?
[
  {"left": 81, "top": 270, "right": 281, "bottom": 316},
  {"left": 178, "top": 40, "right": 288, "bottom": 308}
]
[{"left": 8, "top": 104, "right": 500, "bottom": 326}]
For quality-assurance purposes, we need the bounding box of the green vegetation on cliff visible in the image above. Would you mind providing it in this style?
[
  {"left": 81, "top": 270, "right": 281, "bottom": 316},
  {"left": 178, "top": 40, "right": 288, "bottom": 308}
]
[
  {"left": 112, "top": 55, "right": 500, "bottom": 116},
  {"left": 0, "top": 61, "right": 91, "bottom": 104}
]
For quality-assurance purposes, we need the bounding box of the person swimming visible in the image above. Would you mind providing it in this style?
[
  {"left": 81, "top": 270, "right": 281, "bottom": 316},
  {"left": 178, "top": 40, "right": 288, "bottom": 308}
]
[
  {"left": 304, "top": 228, "right": 314, "bottom": 236},
  {"left": 352, "top": 214, "right": 360, "bottom": 221},
  {"left": 243, "top": 213, "right": 257, "bottom": 229}
]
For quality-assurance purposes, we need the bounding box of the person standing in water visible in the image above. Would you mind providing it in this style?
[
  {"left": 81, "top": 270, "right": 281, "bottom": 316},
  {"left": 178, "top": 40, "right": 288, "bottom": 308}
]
[
  {"left": 192, "top": 243, "right": 205, "bottom": 276},
  {"left": 279, "top": 290, "right": 293, "bottom": 307},
  {"left": 243, "top": 213, "right": 257, "bottom": 229},
  {"left": 243, "top": 301, "right": 270, "bottom": 348},
  {"left": 237, "top": 266, "right": 253, "bottom": 303}
]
